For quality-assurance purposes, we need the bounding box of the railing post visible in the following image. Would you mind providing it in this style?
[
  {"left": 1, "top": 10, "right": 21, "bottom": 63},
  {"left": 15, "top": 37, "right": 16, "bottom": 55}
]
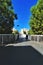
[
  {"left": 37, "top": 35, "right": 39, "bottom": 42},
  {"left": 2, "top": 35, "right": 3, "bottom": 46}
]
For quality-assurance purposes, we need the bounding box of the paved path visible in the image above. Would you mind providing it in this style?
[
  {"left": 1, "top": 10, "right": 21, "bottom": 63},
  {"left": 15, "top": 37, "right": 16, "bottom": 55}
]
[
  {"left": 0, "top": 41, "right": 43, "bottom": 65},
  {"left": 6, "top": 41, "right": 43, "bottom": 55}
]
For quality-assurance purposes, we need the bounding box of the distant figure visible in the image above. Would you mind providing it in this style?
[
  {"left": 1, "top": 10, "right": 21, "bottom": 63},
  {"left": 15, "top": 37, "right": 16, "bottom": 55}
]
[{"left": 26, "top": 34, "right": 28, "bottom": 40}]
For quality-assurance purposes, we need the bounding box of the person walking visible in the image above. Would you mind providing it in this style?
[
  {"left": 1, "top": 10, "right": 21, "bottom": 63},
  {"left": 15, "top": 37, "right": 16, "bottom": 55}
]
[{"left": 26, "top": 34, "right": 28, "bottom": 41}]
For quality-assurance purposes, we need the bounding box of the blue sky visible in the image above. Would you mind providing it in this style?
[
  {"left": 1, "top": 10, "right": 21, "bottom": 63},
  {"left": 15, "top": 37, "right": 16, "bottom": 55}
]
[{"left": 12, "top": 0, "right": 37, "bottom": 32}]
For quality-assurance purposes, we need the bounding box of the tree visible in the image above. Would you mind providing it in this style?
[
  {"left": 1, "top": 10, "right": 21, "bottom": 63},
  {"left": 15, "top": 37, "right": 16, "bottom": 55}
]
[
  {"left": 30, "top": 0, "right": 43, "bottom": 35},
  {"left": 0, "top": 0, "right": 17, "bottom": 34},
  {"left": 28, "top": 30, "right": 34, "bottom": 35},
  {"left": 12, "top": 30, "right": 19, "bottom": 34}
]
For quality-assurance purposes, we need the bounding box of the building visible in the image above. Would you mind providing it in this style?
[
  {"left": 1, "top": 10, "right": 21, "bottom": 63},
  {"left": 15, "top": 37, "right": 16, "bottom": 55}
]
[{"left": 20, "top": 28, "right": 29, "bottom": 34}]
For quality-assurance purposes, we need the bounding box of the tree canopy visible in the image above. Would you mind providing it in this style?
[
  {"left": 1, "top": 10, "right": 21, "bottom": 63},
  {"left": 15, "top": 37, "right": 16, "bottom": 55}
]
[
  {"left": 0, "top": 0, "right": 17, "bottom": 34},
  {"left": 29, "top": 0, "right": 43, "bottom": 35}
]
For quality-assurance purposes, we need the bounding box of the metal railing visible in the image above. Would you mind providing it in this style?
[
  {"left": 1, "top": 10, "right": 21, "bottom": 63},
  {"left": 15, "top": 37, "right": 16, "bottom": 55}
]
[
  {"left": 0, "top": 34, "right": 43, "bottom": 46},
  {"left": 30, "top": 35, "right": 43, "bottom": 42},
  {"left": 0, "top": 34, "right": 19, "bottom": 46}
]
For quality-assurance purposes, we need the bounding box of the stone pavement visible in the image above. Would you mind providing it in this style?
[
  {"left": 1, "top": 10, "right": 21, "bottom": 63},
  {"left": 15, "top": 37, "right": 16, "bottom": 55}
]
[{"left": 5, "top": 41, "right": 43, "bottom": 55}]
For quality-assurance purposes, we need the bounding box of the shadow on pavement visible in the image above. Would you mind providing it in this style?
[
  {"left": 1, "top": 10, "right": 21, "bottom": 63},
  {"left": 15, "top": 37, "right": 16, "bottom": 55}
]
[
  {"left": 0, "top": 46, "right": 43, "bottom": 65},
  {"left": 15, "top": 38, "right": 30, "bottom": 43}
]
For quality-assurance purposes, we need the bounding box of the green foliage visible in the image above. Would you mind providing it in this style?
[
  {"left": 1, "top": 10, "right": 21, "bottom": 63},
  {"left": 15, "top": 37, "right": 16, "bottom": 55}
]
[
  {"left": 0, "top": 0, "right": 17, "bottom": 34},
  {"left": 13, "top": 30, "right": 19, "bottom": 34},
  {"left": 30, "top": 0, "right": 43, "bottom": 35},
  {"left": 28, "top": 29, "right": 34, "bottom": 35}
]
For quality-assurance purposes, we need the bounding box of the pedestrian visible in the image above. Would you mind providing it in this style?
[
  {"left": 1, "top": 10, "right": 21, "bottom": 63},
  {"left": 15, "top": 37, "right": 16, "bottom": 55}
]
[{"left": 26, "top": 34, "right": 28, "bottom": 40}]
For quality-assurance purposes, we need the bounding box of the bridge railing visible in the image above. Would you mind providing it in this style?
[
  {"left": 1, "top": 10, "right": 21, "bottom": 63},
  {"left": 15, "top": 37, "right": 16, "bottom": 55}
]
[
  {"left": 30, "top": 35, "right": 43, "bottom": 42},
  {"left": 0, "top": 34, "right": 19, "bottom": 46},
  {"left": 0, "top": 34, "right": 43, "bottom": 46}
]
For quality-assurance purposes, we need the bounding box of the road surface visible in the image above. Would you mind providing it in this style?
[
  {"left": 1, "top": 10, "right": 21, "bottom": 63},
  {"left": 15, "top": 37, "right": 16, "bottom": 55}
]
[
  {"left": 6, "top": 41, "right": 43, "bottom": 55},
  {"left": 0, "top": 41, "right": 43, "bottom": 65}
]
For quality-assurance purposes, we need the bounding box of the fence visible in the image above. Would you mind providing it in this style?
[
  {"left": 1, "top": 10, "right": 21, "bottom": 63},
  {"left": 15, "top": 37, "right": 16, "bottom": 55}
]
[
  {"left": 0, "top": 34, "right": 18, "bottom": 45},
  {"left": 30, "top": 35, "right": 43, "bottom": 42},
  {"left": 0, "top": 34, "right": 43, "bottom": 46}
]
